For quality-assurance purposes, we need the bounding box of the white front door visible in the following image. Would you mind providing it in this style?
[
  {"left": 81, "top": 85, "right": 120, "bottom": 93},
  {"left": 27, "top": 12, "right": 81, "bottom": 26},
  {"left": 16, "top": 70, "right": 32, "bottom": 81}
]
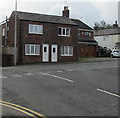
[
  {"left": 51, "top": 44, "right": 58, "bottom": 62},
  {"left": 42, "top": 44, "right": 49, "bottom": 62}
]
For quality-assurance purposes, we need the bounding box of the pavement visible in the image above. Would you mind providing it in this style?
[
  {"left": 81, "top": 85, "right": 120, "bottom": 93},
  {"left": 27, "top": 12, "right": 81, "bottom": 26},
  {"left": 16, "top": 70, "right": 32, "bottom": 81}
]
[
  {"left": 78, "top": 57, "right": 119, "bottom": 63},
  {"left": 1, "top": 57, "right": 119, "bottom": 68}
]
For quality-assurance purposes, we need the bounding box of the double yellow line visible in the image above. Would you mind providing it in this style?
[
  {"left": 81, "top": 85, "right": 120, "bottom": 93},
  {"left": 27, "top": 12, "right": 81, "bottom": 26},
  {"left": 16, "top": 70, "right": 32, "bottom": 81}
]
[{"left": 0, "top": 100, "right": 47, "bottom": 118}]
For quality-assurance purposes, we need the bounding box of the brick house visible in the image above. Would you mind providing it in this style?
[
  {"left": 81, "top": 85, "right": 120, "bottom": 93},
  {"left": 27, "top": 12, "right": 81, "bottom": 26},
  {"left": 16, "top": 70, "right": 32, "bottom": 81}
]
[
  {"left": 1, "top": 6, "right": 98, "bottom": 66},
  {"left": 72, "top": 19, "right": 98, "bottom": 57},
  {"left": 1, "top": 7, "right": 78, "bottom": 65}
]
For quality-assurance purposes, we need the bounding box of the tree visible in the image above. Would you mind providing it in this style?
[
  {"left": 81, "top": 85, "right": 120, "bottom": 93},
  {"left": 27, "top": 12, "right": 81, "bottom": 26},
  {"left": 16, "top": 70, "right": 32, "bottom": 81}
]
[{"left": 94, "top": 20, "right": 112, "bottom": 30}]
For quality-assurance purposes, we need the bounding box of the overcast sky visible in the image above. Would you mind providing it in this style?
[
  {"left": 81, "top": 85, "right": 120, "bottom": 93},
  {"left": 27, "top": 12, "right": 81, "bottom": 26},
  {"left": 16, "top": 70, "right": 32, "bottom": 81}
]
[{"left": 0, "top": 0, "right": 119, "bottom": 28}]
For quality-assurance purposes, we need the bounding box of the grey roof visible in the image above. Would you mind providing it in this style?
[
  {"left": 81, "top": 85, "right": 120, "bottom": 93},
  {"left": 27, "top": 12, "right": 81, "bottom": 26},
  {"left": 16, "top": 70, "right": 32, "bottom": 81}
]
[
  {"left": 71, "top": 19, "right": 93, "bottom": 30},
  {"left": 78, "top": 38, "right": 98, "bottom": 44},
  {"left": 13, "top": 11, "right": 77, "bottom": 26},
  {"left": 94, "top": 27, "right": 120, "bottom": 36}
]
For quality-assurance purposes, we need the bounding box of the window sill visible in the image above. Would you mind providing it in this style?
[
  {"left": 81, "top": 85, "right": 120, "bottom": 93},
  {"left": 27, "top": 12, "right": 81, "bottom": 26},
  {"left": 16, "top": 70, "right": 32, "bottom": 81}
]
[
  {"left": 58, "top": 35, "right": 70, "bottom": 37},
  {"left": 29, "top": 33, "right": 43, "bottom": 35},
  {"left": 25, "top": 54, "right": 40, "bottom": 56},
  {"left": 61, "top": 55, "right": 73, "bottom": 57}
]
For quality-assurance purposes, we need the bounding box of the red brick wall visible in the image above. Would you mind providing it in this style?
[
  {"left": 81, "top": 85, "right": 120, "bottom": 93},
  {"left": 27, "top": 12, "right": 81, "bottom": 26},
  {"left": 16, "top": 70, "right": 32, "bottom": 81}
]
[{"left": 18, "top": 20, "right": 78, "bottom": 63}]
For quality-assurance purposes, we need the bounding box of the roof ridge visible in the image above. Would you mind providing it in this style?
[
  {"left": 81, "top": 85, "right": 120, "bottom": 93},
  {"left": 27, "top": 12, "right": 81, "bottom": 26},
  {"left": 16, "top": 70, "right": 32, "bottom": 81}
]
[{"left": 12, "top": 11, "right": 77, "bottom": 26}]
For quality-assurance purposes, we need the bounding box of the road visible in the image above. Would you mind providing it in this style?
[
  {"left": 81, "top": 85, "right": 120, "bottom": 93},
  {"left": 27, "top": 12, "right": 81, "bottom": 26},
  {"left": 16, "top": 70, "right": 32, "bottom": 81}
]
[{"left": 2, "top": 61, "right": 119, "bottom": 117}]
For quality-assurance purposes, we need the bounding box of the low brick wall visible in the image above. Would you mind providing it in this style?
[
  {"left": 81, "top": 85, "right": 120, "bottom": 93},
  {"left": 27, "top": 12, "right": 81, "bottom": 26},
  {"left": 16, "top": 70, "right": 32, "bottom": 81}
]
[{"left": 2, "top": 54, "right": 14, "bottom": 66}]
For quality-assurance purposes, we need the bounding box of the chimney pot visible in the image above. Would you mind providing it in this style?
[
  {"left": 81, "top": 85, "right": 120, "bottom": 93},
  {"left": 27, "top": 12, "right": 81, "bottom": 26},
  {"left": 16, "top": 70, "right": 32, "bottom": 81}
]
[
  {"left": 113, "top": 21, "right": 118, "bottom": 29},
  {"left": 62, "top": 6, "right": 69, "bottom": 18}
]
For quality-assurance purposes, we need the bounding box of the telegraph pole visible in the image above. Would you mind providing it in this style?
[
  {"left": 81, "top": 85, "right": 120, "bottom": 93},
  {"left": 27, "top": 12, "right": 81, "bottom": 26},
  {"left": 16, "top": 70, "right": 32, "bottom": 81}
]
[{"left": 14, "top": 0, "right": 17, "bottom": 66}]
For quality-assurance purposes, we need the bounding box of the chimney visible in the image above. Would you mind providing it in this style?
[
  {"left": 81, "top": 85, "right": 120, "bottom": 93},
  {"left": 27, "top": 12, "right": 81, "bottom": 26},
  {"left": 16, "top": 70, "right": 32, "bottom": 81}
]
[
  {"left": 113, "top": 21, "right": 118, "bottom": 29},
  {"left": 62, "top": 6, "right": 69, "bottom": 18}
]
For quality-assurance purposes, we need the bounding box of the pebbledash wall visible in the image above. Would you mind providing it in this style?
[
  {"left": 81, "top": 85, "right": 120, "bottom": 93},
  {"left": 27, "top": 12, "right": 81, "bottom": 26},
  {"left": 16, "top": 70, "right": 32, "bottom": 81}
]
[
  {"left": 7, "top": 11, "right": 78, "bottom": 64},
  {"left": 95, "top": 35, "right": 119, "bottom": 50}
]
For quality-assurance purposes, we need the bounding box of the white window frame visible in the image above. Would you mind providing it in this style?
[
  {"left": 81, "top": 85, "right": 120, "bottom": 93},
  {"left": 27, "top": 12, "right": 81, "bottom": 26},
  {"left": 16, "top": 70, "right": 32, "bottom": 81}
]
[
  {"left": 25, "top": 44, "right": 40, "bottom": 55},
  {"left": 61, "top": 46, "right": 73, "bottom": 56},
  {"left": 58, "top": 27, "right": 70, "bottom": 37},
  {"left": 29, "top": 24, "right": 43, "bottom": 34}
]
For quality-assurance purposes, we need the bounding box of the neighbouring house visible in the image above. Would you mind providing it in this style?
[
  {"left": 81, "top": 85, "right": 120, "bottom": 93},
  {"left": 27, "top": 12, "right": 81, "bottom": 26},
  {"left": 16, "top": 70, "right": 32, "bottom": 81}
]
[
  {"left": 71, "top": 19, "right": 98, "bottom": 57},
  {"left": 94, "top": 21, "right": 120, "bottom": 50},
  {"left": 1, "top": 6, "right": 97, "bottom": 66}
]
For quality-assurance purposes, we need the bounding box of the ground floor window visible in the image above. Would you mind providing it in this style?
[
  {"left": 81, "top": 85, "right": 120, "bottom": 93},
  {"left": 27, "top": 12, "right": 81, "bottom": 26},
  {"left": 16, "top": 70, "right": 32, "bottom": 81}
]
[
  {"left": 25, "top": 44, "right": 40, "bottom": 55},
  {"left": 61, "top": 46, "right": 73, "bottom": 56}
]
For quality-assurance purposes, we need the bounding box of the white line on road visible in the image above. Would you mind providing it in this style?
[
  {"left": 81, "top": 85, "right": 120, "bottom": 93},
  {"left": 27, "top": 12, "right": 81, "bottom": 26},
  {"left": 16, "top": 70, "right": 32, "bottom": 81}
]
[
  {"left": 11, "top": 74, "right": 22, "bottom": 78},
  {"left": 40, "top": 72, "right": 74, "bottom": 83},
  {"left": 24, "top": 73, "right": 34, "bottom": 76},
  {"left": 68, "top": 70, "right": 74, "bottom": 72},
  {"left": 97, "top": 88, "right": 120, "bottom": 98},
  {"left": 2, "top": 76, "right": 8, "bottom": 79},
  {"left": 57, "top": 70, "right": 64, "bottom": 73}
]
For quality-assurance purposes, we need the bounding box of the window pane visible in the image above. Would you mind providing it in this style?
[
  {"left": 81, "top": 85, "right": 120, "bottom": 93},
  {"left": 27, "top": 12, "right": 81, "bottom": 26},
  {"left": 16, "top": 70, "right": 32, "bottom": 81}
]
[
  {"left": 2, "top": 29, "right": 5, "bottom": 36},
  {"left": 44, "top": 47, "right": 47, "bottom": 52},
  {"left": 69, "top": 46, "right": 73, "bottom": 55},
  {"left": 59, "top": 28, "right": 61, "bottom": 35},
  {"left": 89, "top": 32, "right": 91, "bottom": 37},
  {"left": 31, "top": 45, "right": 35, "bottom": 54},
  {"left": 65, "top": 46, "right": 68, "bottom": 54},
  {"left": 29, "top": 24, "right": 33, "bottom": 33},
  {"left": 66, "top": 28, "right": 70, "bottom": 36},
  {"left": 29, "top": 24, "right": 43, "bottom": 34},
  {"left": 35, "top": 45, "right": 40, "bottom": 54},
  {"left": 25, "top": 44, "right": 30, "bottom": 55},
  {"left": 34, "top": 25, "right": 38, "bottom": 33},
  {"left": 63, "top": 28, "right": 65, "bottom": 35},
  {"left": 39, "top": 25, "right": 43, "bottom": 34},
  {"left": 53, "top": 48, "right": 56, "bottom": 53},
  {"left": 61, "top": 46, "right": 64, "bottom": 55}
]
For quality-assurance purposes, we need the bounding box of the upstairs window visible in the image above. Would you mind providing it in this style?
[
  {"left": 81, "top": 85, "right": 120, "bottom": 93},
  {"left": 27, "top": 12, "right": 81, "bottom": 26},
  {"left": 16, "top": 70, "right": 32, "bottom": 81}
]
[
  {"left": 58, "top": 27, "right": 70, "bottom": 36},
  {"left": 29, "top": 24, "right": 43, "bottom": 34},
  {"left": 25, "top": 44, "right": 40, "bottom": 55}
]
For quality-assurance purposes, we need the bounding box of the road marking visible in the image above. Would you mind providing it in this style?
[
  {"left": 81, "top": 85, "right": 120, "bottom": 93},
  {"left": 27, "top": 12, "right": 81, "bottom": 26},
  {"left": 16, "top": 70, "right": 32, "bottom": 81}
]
[
  {"left": 11, "top": 74, "right": 22, "bottom": 78},
  {"left": 40, "top": 72, "right": 74, "bottom": 83},
  {"left": 0, "top": 103, "right": 35, "bottom": 117},
  {"left": 24, "top": 73, "right": 34, "bottom": 76},
  {"left": 2, "top": 76, "right": 8, "bottom": 79},
  {"left": 97, "top": 88, "right": 120, "bottom": 98},
  {"left": 68, "top": 70, "right": 74, "bottom": 72},
  {"left": 0, "top": 100, "right": 47, "bottom": 118}
]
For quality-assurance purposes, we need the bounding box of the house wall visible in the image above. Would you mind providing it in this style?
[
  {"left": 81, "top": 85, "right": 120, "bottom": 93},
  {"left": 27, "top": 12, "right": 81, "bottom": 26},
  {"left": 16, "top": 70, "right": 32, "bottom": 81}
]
[
  {"left": 18, "top": 20, "right": 78, "bottom": 63},
  {"left": 94, "top": 34, "right": 119, "bottom": 50}
]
